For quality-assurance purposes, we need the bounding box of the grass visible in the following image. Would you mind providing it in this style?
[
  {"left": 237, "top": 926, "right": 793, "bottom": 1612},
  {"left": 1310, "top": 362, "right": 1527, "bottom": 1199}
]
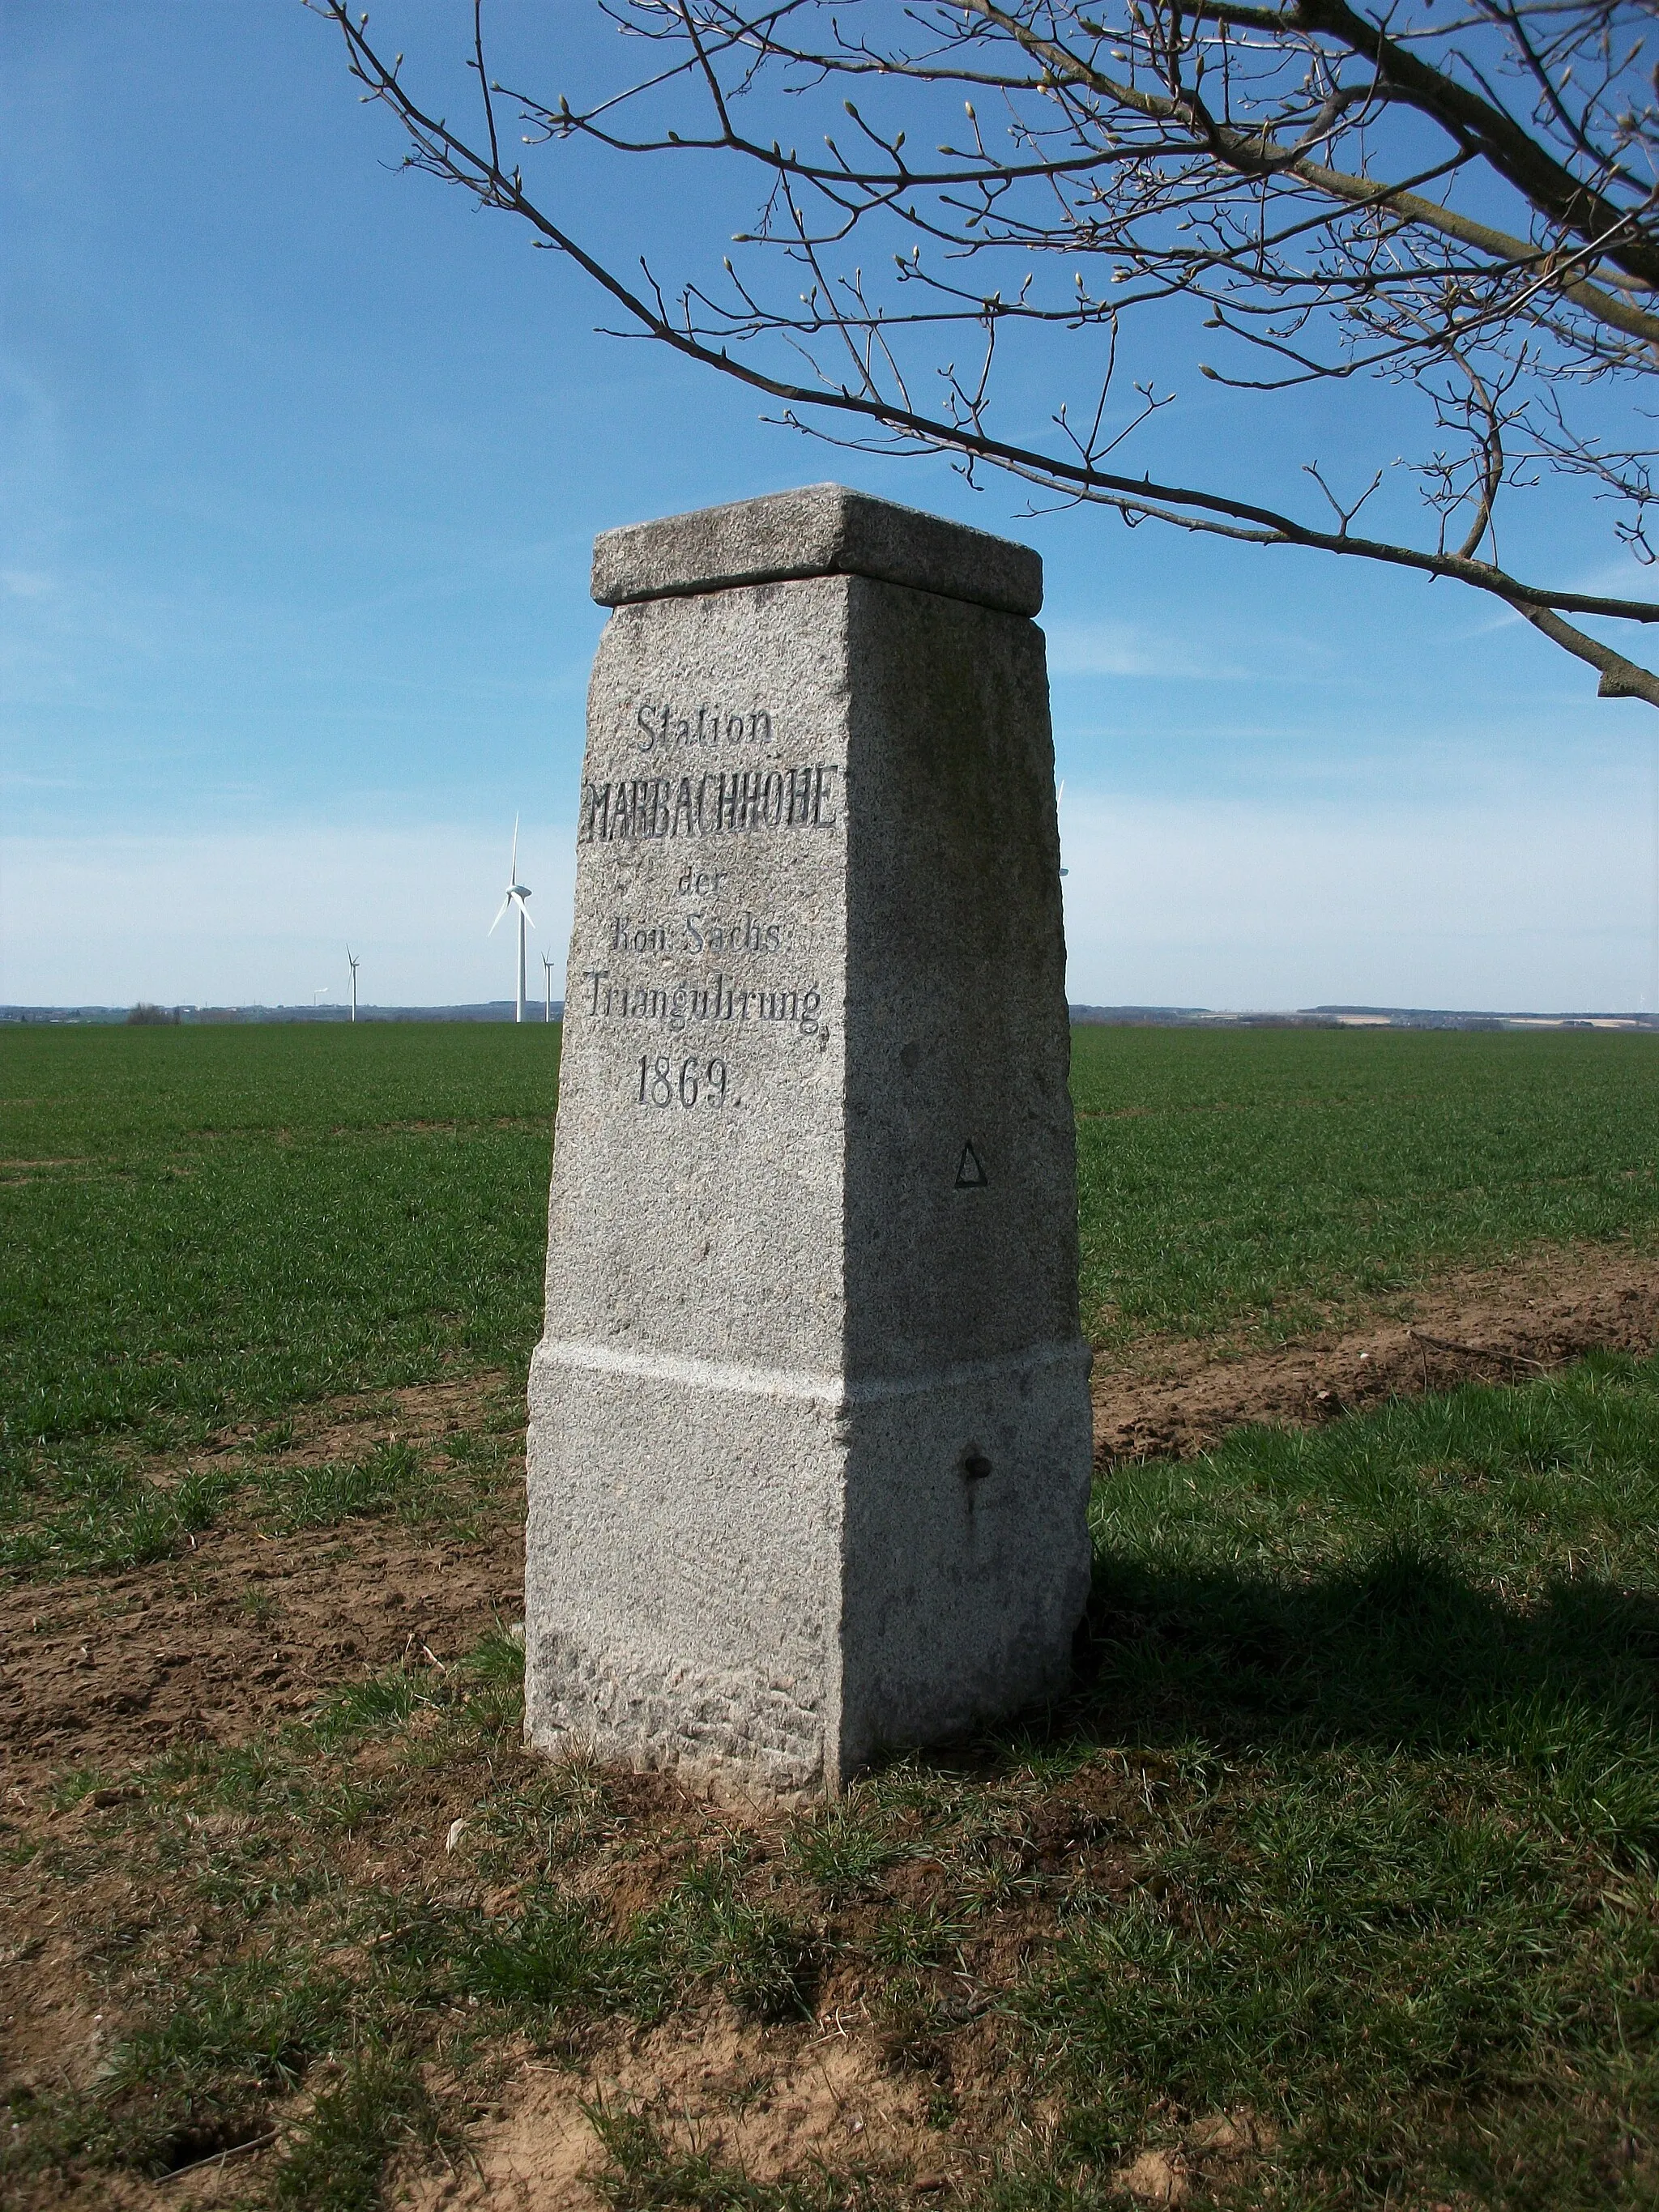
[
  {"left": 0, "top": 1023, "right": 559, "bottom": 1486},
  {"left": 1070, "top": 1024, "right": 1659, "bottom": 1340},
  {"left": 259, "top": 1438, "right": 436, "bottom": 1532},
  {"left": 0, "top": 1421, "right": 516, "bottom": 1579},
  {"left": 6, "top": 1353, "right": 1659, "bottom": 2206},
  {"left": 268, "top": 2049, "right": 435, "bottom": 2212},
  {"left": 1042, "top": 1350, "right": 1659, "bottom": 2200},
  {"left": 0, "top": 1451, "right": 237, "bottom": 1576},
  {"left": 6, "top": 1021, "right": 1659, "bottom": 2206}
]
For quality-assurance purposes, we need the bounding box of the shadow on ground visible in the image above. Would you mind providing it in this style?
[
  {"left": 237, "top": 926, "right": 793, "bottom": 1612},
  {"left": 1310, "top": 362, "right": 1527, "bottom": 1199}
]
[{"left": 1064, "top": 1545, "right": 1659, "bottom": 1834}]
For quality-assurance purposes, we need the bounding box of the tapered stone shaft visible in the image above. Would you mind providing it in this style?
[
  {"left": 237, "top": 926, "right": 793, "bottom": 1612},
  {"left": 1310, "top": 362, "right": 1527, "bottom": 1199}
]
[{"left": 525, "top": 485, "right": 1092, "bottom": 1795}]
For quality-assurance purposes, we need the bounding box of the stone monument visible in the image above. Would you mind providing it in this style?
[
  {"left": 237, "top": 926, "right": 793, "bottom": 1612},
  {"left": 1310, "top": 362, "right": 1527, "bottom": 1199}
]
[{"left": 524, "top": 484, "right": 1092, "bottom": 1796}]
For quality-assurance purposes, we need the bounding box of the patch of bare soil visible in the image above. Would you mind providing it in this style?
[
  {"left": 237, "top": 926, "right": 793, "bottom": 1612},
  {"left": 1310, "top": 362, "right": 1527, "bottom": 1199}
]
[
  {"left": 198, "top": 1369, "right": 512, "bottom": 1470},
  {"left": 1107, "top": 2112, "right": 1277, "bottom": 2207},
  {"left": 1094, "top": 1242, "right": 1659, "bottom": 1460},
  {"left": 407, "top": 2006, "right": 958, "bottom": 2210},
  {"left": 0, "top": 1513, "right": 522, "bottom": 1795},
  {"left": 0, "top": 1378, "right": 523, "bottom": 1804},
  {"left": 399, "top": 2031, "right": 1277, "bottom": 2212}
]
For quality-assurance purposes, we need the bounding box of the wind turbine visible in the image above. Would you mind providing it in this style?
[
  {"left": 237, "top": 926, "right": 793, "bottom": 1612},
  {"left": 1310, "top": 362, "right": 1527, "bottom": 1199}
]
[
  {"left": 489, "top": 816, "right": 534, "bottom": 1023},
  {"left": 347, "top": 946, "right": 360, "bottom": 1024},
  {"left": 541, "top": 951, "right": 555, "bottom": 1024}
]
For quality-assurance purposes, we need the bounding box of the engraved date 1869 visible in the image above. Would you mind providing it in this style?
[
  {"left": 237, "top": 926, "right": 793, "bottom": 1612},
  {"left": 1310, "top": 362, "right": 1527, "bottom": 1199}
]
[{"left": 638, "top": 1055, "right": 727, "bottom": 1109}]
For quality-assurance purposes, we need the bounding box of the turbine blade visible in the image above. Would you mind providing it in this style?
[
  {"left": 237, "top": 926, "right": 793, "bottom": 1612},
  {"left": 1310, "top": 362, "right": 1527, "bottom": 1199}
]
[
  {"left": 488, "top": 894, "right": 512, "bottom": 934},
  {"left": 510, "top": 812, "right": 519, "bottom": 878}
]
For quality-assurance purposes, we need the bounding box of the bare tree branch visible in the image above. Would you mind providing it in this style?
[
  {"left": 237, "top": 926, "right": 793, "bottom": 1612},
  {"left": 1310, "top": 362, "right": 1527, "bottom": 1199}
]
[{"left": 310, "top": 0, "right": 1659, "bottom": 707}]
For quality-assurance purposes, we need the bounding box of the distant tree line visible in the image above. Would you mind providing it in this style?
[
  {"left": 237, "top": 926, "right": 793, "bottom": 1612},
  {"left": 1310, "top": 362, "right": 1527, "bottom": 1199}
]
[{"left": 126, "top": 1004, "right": 181, "bottom": 1026}]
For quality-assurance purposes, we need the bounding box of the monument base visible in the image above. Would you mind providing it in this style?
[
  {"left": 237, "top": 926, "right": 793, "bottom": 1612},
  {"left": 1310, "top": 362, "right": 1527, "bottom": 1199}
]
[
  {"left": 524, "top": 1337, "right": 1092, "bottom": 1795},
  {"left": 838, "top": 1342, "right": 1094, "bottom": 1774},
  {"left": 525, "top": 1341, "right": 843, "bottom": 1796}
]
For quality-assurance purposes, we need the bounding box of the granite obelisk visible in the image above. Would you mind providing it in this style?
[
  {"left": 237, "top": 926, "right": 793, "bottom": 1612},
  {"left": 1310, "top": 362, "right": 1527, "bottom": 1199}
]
[{"left": 525, "top": 485, "right": 1092, "bottom": 1794}]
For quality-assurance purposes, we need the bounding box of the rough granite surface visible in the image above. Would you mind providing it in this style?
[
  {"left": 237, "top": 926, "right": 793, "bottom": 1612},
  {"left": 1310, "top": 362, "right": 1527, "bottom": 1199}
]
[
  {"left": 591, "top": 482, "right": 1044, "bottom": 618},
  {"left": 527, "top": 490, "right": 1090, "bottom": 1796}
]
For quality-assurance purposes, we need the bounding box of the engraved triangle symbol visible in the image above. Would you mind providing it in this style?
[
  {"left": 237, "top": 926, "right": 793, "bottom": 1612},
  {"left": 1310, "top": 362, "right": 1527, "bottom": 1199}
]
[{"left": 954, "top": 1141, "right": 987, "bottom": 1189}]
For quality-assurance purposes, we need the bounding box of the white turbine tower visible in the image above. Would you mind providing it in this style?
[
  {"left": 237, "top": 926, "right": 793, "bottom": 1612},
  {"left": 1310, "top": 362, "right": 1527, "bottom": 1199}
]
[
  {"left": 489, "top": 816, "right": 534, "bottom": 1023},
  {"left": 347, "top": 946, "right": 360, "bottom": 1024},
  {"left": 541, "top": 950, "right": 555, "bottom": 1024}
]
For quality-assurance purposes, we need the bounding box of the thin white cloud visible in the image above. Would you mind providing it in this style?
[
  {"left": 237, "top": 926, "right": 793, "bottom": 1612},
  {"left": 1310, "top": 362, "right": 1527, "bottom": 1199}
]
[
  {"left": 1059, "top": 791, "right": 1655, "bottom": 1012},
  {"left": 0, "top": 569, "right": 53, "bottom": 599},
  {"left": 1563, "top": 554, "right": 1659, "bottom": 601},
  {"left": 1043, "top": 617, "right": 1245, "bottom": 680},
  {"left": 1461, "top": 552, "right": 1659, "bottom": 641}
]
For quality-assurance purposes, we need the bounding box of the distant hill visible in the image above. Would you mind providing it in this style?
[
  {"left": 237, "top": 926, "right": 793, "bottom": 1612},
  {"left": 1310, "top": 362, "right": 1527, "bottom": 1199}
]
[
  {"left": 0, "top": 1003, "right": 564, "bottom": 1025},
  {"left": 1069, "top": 1005, "right": 1654, "bottom": 1030}
]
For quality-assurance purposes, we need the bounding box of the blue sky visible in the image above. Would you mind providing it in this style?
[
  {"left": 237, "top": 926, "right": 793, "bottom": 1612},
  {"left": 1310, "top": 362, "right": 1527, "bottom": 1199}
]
[{"left": 2, "top": 1, "right": 1653, "bottom": 1012}]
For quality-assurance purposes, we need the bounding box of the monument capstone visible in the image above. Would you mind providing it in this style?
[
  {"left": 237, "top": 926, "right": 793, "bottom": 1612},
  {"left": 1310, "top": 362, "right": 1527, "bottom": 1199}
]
[{"left": 525, "top": 484, "right": 1093, "bottom": 1795}]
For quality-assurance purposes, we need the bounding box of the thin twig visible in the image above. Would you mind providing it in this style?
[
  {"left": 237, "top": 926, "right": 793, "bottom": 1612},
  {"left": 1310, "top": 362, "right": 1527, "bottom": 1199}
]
[{"left": 1408, "top": 1328, "right": 1550, "bottom": 1369}]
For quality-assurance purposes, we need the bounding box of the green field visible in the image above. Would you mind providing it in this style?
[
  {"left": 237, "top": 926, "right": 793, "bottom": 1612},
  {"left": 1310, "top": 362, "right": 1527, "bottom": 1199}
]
[
  {"left": 1070, "top": 1023, "right": 1659, "bottom": 1341},
  {"left": 1, "top": 1024, "right": 560, "bottom": 1571},
  {"left": 5, "top": 1021, "right": 1659, "bottom": 2210},
  {"left": 6, "top": 1019, "right": 1657, "bottom": 1461},
  {"left": 2, "top": 1021, "right": 560, "bottom": 1451}
]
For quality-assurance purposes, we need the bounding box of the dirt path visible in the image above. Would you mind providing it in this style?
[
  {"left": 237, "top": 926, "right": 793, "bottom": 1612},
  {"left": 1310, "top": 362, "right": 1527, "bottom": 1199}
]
[
  {"left": 0, "top": 1376, "right": 523, "bottom": 1803},
  {"left": 1092, "top": 1241, "right": 1659, "bottom": 1460},
  {"left": 6, "top": 1243, "right": 1657, "bottom": 1801}
]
